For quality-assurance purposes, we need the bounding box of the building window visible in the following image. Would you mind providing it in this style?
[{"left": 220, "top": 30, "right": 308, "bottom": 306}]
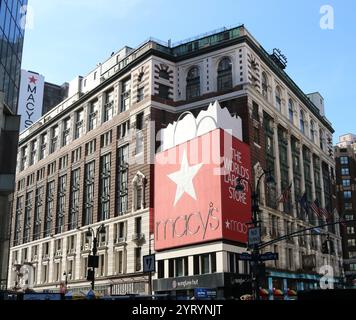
[
  {"left": 103, "top": 90, "right": 114, "bottom": 122},
  {"left": 262, "top": 72, "right": 268, "bottom": 98},
  {"left": 56, "top": 175, "right": 67, "bottom": 234},
  {"left": 349, "top": 251, "right": 356, "bottom": 259},
  {"left": 117, "top": 145, "right": 129, "bottom": 215},
  {"left": 217, "top": 57, "right": 232, "bottom": 91},
  {"left": 137, "top": 87, "right": 144, "bottom": 102},
  {"left": 44, "top": 181, "right": 55, "bottom": 238},
  {"left": 37, "top": 168, "right": 45, "bottom": 182},
  {"left": 19, "top": 146, "right": 27, "bottom": 171},
  {"left": 27, "top": 174, "right": 35, "bottom": 187},
  {"left": 348, "top": 239, "right": 356, "bottom": 247},
  {"left": 158, "top": 84, "right": 171, "bottom": 100},
  {"left": 340, "top": 156, "right": 349, "bottom": 165},
  {"left": 135, "top": 247, "right": 142, "bottom": 271},
  {"left": 310, "top": 120, "right": 315, "bottom": 143},
  {"left": 341, "top": 167, "right": 350, "bottom": 176},
  {"left": 344, "top": 191, "right": 352, "bottom": 199},
  {"left": 300, "top": 110, "right": 305, "bottom": 134},
  {"left": 193, "top": 253, "right": 216, "bottom": 275},
  {"left": 288, "top": 99, "right": 294, "bottom": 124},
  {"left": 345, "top": 203, "right": 353, "bottom": 210},
  {"left": 74, "top": 108, "right": 84, "bottom": 139},
  {"left": 350, "top": 264, "right": 356, "bottom": 271},
  {"left": 88, "top": 100, "right": 98, "bottom": 131},
  {"left": 39, "top": 133, "right": 47, "bottom": 160},
  {"left": 275, "top": 86, "right": 281, "bottom": 112},
  {"left": 49, "top": 126, "right": 59, "bottom": 153},
  {"left": 114, "top": 221, "right": 126, "bottom": 243},
  {"left": 117, "top": 120, "right": 130, "bottom": 140},
  {"left": 29, "top": 139, "right": 37, "bottom": 166},
  {"left": 100, "top": 130, "right": 112, "bottom": 148},
  {"left": 47, "top": 161, "right": 56, "bottom": 176},
  {"left": 69, "top": 169, "right": 80, "bottom": 230},
  {"left": 72, "top": 147, "right": 81, "bottom": 163},
  {"left": 345, "top": 214, "right": 354, "bottom": 221},
  {"left": 33, "top": 186, "right": 44, "bottom": 241},
  {"left": 59, "top": 155, "right": 68, "bottom": 170},
  {"left": 23, "top": 191, "right": 33, "bottom": 243},
  {"left": 99, "top": 153, "right": 111, "bottom": 221},
  {"left": 83, "top": 161, "right": 95, "bottom": 226},
  {"left": 347, "top": 227, "right": 355, "bottom": 235},
  {"left": 115, "top": 251, "right": 124, "bottom": 275},
  {"left": 121, "top": 78, "right": 131, "bottom": 112},
  {"left": 159, "top": 69, "right": 169, "bottom": 80},
  {"left": 186, "top": 66, "right": 200, "bottom": 100},
  {"left": 342, "top": 179, "right": 351, "bottom": 187},
  {"left": 62, "top": 117, "right": 71, "bottom": 146},
  {"left": 135, "top": 216, "right": 142, "bottom": 236},
  {"left": 85, "top": 139, "right": 96, "bottom": 156}
]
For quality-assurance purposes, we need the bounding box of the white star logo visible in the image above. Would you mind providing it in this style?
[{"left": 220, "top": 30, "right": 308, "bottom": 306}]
[
  {"left": 168, "top": 150, "right": 203, "bottom": 206},
  {"left": 225, "top": 220, "right": 231, "bottom": 230}
]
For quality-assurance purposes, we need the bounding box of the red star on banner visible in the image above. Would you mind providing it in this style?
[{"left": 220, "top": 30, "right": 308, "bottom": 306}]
[{"left": 29, "top": 76, "right": 38, "bottom": 84}]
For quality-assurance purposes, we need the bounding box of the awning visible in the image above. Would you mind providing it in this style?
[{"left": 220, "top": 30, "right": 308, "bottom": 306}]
[
  {"left": 273, "top": 288, "right": 284, "bottom": 297},
  {"left": 259, "top": 288, "right": 269, "bottom": 297},
  {"left": 287, "top": 289, "right": 297, "bottom": 296}
]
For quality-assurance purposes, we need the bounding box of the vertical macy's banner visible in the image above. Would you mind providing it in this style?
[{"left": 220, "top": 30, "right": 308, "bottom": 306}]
[
  {"left": 18, "top": 70, "right": 45, "bottom": 132},
  {"left": 154, "top": 102, "right": 252, "bottom": 251}
]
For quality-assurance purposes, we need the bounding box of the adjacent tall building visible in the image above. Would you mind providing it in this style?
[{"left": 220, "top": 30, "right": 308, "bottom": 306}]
[
  {"left": 335, "top": 134, "right": 356, "bottom": 287},
  {"left": 8, "top": 25, "right": 343, "bottom": 298},
  {"left": 0, "top": 0, "right": 28, "bottom": 289}
]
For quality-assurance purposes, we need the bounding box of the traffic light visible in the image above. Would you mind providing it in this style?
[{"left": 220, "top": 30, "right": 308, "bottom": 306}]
[{"left": 322, "top": 241, "right": 329, "bottom": 254}]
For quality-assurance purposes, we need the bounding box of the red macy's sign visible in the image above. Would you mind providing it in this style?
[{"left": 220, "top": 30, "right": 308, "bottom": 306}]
[{"left": 154, "top": 129, "right": 251, "bottom": 251}]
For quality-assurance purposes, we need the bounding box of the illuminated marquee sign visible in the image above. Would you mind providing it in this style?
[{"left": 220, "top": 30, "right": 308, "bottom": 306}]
[{"left": 154, "top": 101, "right": 251, "bottom": 251}]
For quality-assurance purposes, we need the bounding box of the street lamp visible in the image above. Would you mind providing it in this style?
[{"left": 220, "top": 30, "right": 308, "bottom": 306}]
[
  {"left": 86, "top": 224, "right": 106, "bottom": 290},
  {"left": 235, "top": 168, "right": 275, "bottom": 300}
]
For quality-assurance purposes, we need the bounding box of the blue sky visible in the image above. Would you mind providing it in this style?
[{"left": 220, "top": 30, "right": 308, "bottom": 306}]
[{"left": 22, "top": 0, "right": 356, "bottom": 141}]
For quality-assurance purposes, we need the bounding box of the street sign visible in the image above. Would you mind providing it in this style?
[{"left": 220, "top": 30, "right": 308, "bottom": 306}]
[
  {"left": 248, "top": 227, "right": 261, "bottom": 247},
  {"left": 88, "top": 255, "right": 99, "bottom": 268},
  {"left": 259, "top": 252, "right": 279, "bottom": 261},
  {"left": 194, "top": 288, "right": 217, "bottom": 299},
  {"left": 143, "top": 254, "right": 155, "bottom": 273},
  {"left": 237, "top": 253, "right": 253, "bottom": 261}
]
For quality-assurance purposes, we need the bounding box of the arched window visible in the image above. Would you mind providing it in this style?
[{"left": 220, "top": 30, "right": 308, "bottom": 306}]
[
  {"left": 159, "top": 69, "right": 169, "bottom": 80},
  {"left": 262, "top": 72, "right": 268, "bottom": 98},
  {"left": 288, "top": 99, "right": 294, "bottom": 124},
  {"left": 300, "top": 110, "right": 305, "bottom": 134},
  {"left": 217, "top": 57, "right": 232, "bottom": 91},
  {"left": 310, "top": 120, "right": 315, "bottom": 142},
  {"left": 186, "top": 67, "right": 200, "bottom": 100},
  {"left": 275, "top": 86, "right": 281, "bottom": 111}
]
